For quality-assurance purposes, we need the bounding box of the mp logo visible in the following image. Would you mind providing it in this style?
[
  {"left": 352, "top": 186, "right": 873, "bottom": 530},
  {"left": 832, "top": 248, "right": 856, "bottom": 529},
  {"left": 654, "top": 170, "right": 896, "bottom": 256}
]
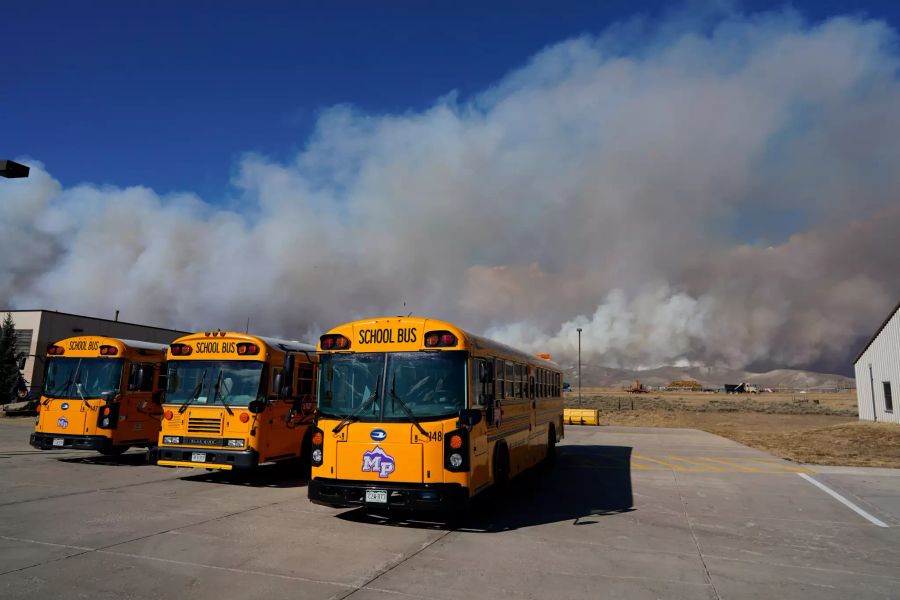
[{"left": 361, "top": 446, "right": 396, "bottom": 478}]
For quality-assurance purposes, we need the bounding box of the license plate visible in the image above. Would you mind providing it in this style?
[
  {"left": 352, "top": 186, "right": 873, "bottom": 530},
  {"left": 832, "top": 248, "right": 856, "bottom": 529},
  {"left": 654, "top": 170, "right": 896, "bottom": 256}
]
[
  {"left": 52, "top": 438, "right": 64, "bottom": 447},
  {"left": 191, "top": 452, "right": 207, "bottom": 463},
  {"left": 365, "top": 489, "right": 388, "bottom": 504}
]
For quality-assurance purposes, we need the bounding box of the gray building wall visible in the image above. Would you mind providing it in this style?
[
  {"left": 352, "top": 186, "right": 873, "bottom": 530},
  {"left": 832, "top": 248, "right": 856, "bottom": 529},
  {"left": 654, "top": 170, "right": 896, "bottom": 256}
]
[
  {"left": 854, "top": 303, "right": 900, "bottom": 423},
  {"left": 3, "top": 310, "right": 187, "bottom": 398}
]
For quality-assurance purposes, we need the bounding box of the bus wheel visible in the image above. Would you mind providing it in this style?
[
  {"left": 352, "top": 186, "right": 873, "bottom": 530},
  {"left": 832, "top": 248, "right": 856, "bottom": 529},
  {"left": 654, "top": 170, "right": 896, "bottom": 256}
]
[
  {"left": 99, "top": 445, "right": 129, "bottom": 456},
  {"left": 492, "top": 443, "right": 509, "bottom": 489},
  {"left": 298, "top": 430, "right": 313, "bottom": 479},
  {"left": 546, "top": 425, "right": 557, "bottom": 464}
]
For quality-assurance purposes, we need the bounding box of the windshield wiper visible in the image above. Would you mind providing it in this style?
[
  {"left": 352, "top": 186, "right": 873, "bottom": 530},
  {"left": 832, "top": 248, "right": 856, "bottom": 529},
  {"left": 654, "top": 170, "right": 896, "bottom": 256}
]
[
  {"left": 212, "top": 370, "right": 234, "bottom": 416},
  {"left": 60, "top": 359, "right": 82, "bottom": 400},
  {"left": 390, "top": 373, "right": 428, "bottom": 436},
  {"left": 178, "top": 369, "right": 208, "bottom": 414},
  {"left": 74, "top": 382, "right": 92, "bottom": 411},
  {"left": 332, "top": 375, "right": 381, "bottom": 434}
]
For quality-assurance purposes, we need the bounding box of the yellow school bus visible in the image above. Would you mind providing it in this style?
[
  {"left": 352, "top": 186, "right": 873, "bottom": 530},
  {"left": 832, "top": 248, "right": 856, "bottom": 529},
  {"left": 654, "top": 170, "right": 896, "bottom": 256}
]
[
  {"left": 30, "top": 336, "right": 168, "bottom": 455},
  {"left": 308, "top": 316, "right": 564, "bottom": 511},
  {"left": 156, "top": 331, "right": 317, "bottom": 470}
]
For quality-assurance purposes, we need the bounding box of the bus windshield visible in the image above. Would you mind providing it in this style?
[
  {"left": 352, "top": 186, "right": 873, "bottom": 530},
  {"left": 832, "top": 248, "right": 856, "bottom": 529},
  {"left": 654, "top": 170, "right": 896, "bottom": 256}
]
[
  {"left": 318, "top": 351, "right": 467, "bottom": 421},
  {"left": 166, "top": 360, "right": 265, "bottom": 406},
  {"left": 43, "top": 358, "right": 124, "bottom": 399}
]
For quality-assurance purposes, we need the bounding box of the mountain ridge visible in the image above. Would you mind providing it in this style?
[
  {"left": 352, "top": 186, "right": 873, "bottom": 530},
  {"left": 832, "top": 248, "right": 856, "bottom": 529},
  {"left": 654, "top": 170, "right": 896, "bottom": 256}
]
[{"left": 560, "top": 364, "right": 854, "bottom": 390}]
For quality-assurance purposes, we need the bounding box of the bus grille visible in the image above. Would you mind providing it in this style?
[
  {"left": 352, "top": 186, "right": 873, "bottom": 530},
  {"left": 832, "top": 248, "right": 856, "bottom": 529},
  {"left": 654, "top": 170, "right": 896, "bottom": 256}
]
[{"left": 187, "top": 417, "right": 223, "bottom": 434}]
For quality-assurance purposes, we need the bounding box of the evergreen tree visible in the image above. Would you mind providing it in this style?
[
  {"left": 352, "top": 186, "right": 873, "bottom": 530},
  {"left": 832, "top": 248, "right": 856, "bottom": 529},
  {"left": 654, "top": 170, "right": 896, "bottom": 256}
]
[{"left": 0, "top": 313, "right": 21, "bottom": 405}]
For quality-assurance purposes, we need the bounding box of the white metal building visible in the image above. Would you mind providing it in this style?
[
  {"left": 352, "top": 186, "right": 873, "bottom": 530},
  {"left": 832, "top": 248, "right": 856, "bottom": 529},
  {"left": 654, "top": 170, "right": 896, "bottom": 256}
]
[
  {"left": 854, "top": 300, "right": 900, "bottom": 423},
  {"left": 2, "top": 309, "right": 187, "bottom": 400}
]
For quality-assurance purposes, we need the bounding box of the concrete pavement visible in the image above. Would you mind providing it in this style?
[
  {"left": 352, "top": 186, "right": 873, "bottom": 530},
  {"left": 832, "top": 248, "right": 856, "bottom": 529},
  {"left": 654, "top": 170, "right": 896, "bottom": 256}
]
[{"left": 1, "top": 417, "right": 898, "bottom": 599}]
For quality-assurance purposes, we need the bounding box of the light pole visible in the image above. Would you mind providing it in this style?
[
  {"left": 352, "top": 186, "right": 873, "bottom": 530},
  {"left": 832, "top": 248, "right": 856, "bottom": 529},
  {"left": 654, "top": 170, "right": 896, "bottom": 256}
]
[
  {"left": 0, "top": 160, "right": 30, "bottom": 178},
  {"left": 577, "top": 327, "right": 582, "bottom": 403}
]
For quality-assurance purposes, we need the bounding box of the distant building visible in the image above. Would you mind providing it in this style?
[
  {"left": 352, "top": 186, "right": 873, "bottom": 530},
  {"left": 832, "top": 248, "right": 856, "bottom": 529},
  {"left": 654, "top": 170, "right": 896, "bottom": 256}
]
[
  {"left": 854, "top": 300, "right": 900, "bottom": 423},
  {"left": 723, "top": 383, "right": 759, "bottom": 394},
  {"left": 2, "top": 309, "right": 187, "bottom": 400}
]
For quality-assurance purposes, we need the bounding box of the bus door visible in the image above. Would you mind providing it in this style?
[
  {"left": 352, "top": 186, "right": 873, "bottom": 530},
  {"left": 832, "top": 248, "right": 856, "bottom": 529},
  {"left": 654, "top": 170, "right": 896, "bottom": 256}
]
[
  {"left": 123, "top": 362, "right": 158, "bottom": 442},
  {"left": 256, "top": 363, "right": 296, "bottom": 460}
]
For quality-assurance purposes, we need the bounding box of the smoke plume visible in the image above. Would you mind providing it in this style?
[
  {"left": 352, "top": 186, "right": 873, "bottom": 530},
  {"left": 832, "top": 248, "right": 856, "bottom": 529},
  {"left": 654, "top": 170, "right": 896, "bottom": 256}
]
[{"left": 3, "top": 9, "right": 899, "bottom": 373}]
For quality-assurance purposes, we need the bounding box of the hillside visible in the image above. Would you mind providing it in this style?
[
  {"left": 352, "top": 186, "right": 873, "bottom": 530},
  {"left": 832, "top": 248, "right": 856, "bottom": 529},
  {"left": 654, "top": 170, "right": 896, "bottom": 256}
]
[{"left": 560, "top": 364, "right": 854, "bottom": 390}]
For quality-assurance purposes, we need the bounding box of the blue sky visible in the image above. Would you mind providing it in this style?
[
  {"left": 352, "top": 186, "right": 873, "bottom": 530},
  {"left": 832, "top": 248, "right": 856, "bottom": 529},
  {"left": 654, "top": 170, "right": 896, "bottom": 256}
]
[{"left": 5, "top": 1, "right": 900, "bottom": 199}]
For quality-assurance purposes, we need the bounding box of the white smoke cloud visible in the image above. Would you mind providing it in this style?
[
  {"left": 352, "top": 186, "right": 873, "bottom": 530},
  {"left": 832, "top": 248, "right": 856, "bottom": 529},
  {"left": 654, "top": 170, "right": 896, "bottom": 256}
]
[{"left": 3, "top": 8, "right": 899, "bottom": 373}]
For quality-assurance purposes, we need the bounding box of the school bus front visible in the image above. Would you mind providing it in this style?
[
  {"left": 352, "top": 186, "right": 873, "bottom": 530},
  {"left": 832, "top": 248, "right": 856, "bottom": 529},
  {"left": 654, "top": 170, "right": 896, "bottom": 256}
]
[
  {"left": 157, "top": 332, "right": 317, "bottom": 470},
  {"left": 309, "top": 318, "right": 488, "bottom": 511},
  {"left": 30, "top": 336, "right": 167, "bottom": 455}
]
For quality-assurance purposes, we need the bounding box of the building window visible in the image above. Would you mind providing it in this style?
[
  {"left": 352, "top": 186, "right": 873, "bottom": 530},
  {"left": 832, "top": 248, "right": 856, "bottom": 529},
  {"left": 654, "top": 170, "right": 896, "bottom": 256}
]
[
  {"left": 14, "top": 329, "right": 32, "bottom": 359},
  {"left": 884, "top": 382, "right": 894, "bottom": 413}
]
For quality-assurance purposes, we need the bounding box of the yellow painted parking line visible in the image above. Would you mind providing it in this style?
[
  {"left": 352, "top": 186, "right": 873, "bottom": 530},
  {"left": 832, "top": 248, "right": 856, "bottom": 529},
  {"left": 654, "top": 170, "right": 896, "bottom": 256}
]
[
  {"left": 692, "top": 457, "right": 769, "bottom": 473},
  {"left": 664, "top": 456, "right": 729, "bottom": 472},
  {"left": 632, "top": 454, "right": 693, "bottom": 471},
  {"left": 627, "top": 460, "right": 653, "bottom": 470},
  {"left": 744, "top": 459, "right": 816, "bottom": 474}
]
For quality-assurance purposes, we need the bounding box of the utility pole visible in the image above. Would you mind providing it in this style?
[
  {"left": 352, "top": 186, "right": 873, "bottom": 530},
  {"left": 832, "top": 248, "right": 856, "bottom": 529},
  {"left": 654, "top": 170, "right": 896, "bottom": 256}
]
[{"left": 577, "top": 327, "right": 583, "bottom": 403}]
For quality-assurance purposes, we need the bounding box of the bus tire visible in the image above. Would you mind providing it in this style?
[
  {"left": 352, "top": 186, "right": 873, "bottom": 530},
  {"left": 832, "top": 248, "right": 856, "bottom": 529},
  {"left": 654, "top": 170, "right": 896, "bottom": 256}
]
[
  {"left": 99, "top": 445, "right": 129, "bottom": 456},
  {"left": 492, "top": 442, "right": 509, "bottom": 490},
  {"left": 298, "top": 429, "right": 313, "bottom": 478},
  {"left": 546, "top": 424, "right": 557, "bottom": 465}
]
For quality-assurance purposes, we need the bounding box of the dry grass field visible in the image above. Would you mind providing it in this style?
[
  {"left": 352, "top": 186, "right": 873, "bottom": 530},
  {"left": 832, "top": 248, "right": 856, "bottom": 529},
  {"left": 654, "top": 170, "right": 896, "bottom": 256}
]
[{"left": 566, "top": 388, "right": 900, "bottom": 468}]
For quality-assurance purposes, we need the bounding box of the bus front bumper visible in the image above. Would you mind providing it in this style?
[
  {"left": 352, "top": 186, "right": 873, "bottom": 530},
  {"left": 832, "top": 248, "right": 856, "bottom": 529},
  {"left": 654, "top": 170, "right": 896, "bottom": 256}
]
[
  {"left": 157, "top": 446, "right": 259, "bottom": 469},
  {"left": 30, "top": 432, "right": 113, "bottom": 451},
  {"left": 308, "top": 478, "right": 469, "bottom": 511}
]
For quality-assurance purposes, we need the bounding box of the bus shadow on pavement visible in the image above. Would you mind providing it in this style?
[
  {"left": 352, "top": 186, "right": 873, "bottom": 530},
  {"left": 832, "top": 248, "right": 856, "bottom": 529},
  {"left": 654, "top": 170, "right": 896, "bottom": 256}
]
[
  {"left": 58, "top": 452, "right": 151, "bottom": 467},
  {"left": 337, "top": 444, "right": 634, "bottom": 532},
  {"left": 178, "top": 464, "right": 311, "bottom": 488}
]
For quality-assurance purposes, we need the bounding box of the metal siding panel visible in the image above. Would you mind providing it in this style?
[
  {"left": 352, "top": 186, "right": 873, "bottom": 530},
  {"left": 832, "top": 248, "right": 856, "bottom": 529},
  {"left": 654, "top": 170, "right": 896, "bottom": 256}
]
[{"left": 855, "top": 307, "right": 900, "bottom": 423}]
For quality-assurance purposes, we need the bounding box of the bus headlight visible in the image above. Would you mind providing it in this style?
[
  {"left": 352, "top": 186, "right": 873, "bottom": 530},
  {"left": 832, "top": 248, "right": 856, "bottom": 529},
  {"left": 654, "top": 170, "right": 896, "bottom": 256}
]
[
  {"left": 225, "top": 438, "right": 245, "bottom": 448},
  {"left": 163, "top": 436, "right": 181, "bottom": 444},
  {"left": 312, "top": 448, "right": 323, "bottom": 464},
  {"left": 444, "top": 428, "right": 469, "bottom": 471}
]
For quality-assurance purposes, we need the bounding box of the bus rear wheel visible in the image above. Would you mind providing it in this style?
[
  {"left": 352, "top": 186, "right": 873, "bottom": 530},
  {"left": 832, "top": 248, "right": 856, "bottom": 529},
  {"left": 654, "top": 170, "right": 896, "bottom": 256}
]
[
  {"left": 492, "top": 443, "right": 509, "bottom": 489},
  {"left": 99, "top": 445, "right": 129, "bottom": 456},
  {"left": 545, "top": 425, "right": 557, "bottom": 464}
]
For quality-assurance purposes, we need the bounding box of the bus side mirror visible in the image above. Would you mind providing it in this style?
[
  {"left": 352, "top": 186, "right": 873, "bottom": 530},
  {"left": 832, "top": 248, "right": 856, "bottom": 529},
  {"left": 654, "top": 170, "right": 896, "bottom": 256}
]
[
  {"left": 16, "top": 354, "right": 26, "bottom": 370},
  {"left": 458, "top": 409, "right": 482, "bottom": 429},
  {"left": 278, "top": 354, "right": 295, "bottom": 398},
  {"left": 101, "top": 391, "right": 116, "bottom": 403},
  {"left": 135, "top": 366, "right": 150, "bottom": 391},
  {"left": 273, "top": 372, "right": 284, "bottom": 398},
  {"left": 248, "top": 399, "right": 266, "bottom": 414}
]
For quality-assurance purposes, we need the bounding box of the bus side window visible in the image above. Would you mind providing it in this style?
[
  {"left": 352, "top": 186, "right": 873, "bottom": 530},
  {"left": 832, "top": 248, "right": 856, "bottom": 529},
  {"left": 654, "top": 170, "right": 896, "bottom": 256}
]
[
  {"left": 495, "top": 359, "right": 505, "bottom": 399},
  {"left": 298, "top": 364, "right": 314, "bottom": 397},
  {"left": 475, "top": 358, "right": 493, "bottom": 406}
]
